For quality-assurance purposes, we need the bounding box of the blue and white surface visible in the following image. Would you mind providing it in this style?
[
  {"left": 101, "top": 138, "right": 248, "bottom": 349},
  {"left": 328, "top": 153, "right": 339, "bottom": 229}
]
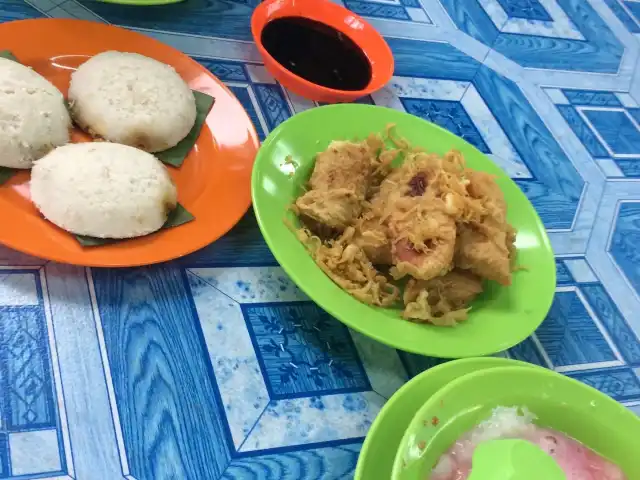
[{"left": 1, "top": 0, "right": 640, "bottom": 478}]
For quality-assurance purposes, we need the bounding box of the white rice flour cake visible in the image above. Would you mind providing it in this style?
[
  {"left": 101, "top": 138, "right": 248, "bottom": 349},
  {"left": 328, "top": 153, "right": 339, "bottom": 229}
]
[
  {"left": 68, "top": 51, "right": 196, "bottom": 152},
  {"left": 0, "top": 57, "right": 71, "bottom": 169},
  {"left": 31, "top": 143, "right": 178, "bottom": 239}
]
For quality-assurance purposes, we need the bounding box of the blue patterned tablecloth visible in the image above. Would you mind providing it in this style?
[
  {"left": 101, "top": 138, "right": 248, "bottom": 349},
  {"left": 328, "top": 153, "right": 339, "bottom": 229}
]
[{"left": 1, "top": 0, "right": 640, "bottom": 478}]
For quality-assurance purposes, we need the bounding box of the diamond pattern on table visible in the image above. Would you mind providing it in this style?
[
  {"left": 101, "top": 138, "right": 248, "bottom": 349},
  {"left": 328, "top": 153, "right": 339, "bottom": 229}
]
[
  {"left": 343, "top": 0, "right": 411, "bottom": 21},
  {"left": 568, "top": 368, "right": 640, "bottom": 402},
  {"left": 0, "top": 271, "right": 67, "bottom": 478},
  {"left": 548, "top": 88, "right": 640, "bottom": 178},
  {"left": 439, "top": 0, "right": 622, "bottom": 72},
  {"left": 1, "top": 307, "right": 56, "bottom": 431},
  {"left": 535, "top": 289, "right": 618, "bottom": 367},
  {"left": 496, "top": 0, "right": 552, "bottom": 21},
  {"left": 582, "top": 109, "right": 640, "bottom": 156},
  {"left": 186, "top": 266, "right": 402, "bottom": 459},
  {"left": 610, "top": 202, "right": 640, "bottom": 296},
  {"left": 253, "top": 84, "right": 292, "bottom": 131},
  {"left": 400, "top": 98, "right": 490, "bottom": 153},
  {"left": 0, "top": 0, "right": 45, "bottom": 22},
  {"left": 194, "top": 58, "right": 289, "bottom": 141},
  {"left": 506, "top": 257, "right": 640, "bottom": 380},
  {"left": 198, "top": 59, "right": 248, "bottom": 83},
  {"left": 243, "top": 303, "right": 370, "bottom": 399},
  {"left": 605, "top": 0, "right": 640, "bottom": 34},
  {"left": 563, "top": 90, "right": 623, "bottom": 107},
  {"left": 624, "top": 0, "right": 640, "bottom": 22}
]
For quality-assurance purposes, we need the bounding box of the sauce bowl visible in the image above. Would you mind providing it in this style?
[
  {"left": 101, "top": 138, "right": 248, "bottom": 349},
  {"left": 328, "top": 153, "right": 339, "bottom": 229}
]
[{"left": 251, "top": 0, "right": 394, "bottom": 103}]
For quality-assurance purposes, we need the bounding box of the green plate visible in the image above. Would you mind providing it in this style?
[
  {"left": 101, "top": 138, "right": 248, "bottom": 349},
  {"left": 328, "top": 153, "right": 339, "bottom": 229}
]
[
  {"left": 354, "top": 357, "right": 536, "bottom": 480},
  {"left": 252, "top": 104, "right": 556, "bottom": 357},
  {"left": 392, "top": 365, "right": 640, "bottom": 480}
]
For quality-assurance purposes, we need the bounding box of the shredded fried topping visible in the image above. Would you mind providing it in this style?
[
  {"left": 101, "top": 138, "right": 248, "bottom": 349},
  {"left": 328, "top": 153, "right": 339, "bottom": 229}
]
[
  {"left": 288, "top": 126, "right": 518, "bottom": 326},
  {"left": 297, "top": 226, "right": 399, "bottom": 307}
]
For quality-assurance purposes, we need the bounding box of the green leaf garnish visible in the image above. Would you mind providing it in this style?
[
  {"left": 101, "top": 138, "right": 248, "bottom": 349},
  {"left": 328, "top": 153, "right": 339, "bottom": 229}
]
[
  {"left": 155, "top": 90, "right": 216, "bottom": 167},
  {"left": 74, "top": 203, "right": 195, "bottom": 247}
]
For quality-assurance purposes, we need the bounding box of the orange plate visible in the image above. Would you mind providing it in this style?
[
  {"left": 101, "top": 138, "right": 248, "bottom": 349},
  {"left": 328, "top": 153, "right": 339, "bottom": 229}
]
[{"left": 0, "top": 19, "right": 259, "bottom": 267}]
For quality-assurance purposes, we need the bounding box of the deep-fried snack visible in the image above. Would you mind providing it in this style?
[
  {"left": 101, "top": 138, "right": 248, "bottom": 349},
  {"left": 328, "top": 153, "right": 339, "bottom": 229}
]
[
  {"left": 455, "top": 223, "right": 512, "bottom": 285},
  {"left": 378, "top": 151, "right": 484, "bottom": 219},
  {"left": 464, "top": 169, "right": 507, "bottom": 224},
  {"left": 403, "top": 269, "right": 483, "bottom": 325},
  {"left": 297, "top": 226, "right": 399, "bottom": 306},
  {"left": 294, "top": 139, "right": 377, "bottom": 236},
  {"left": 294, "top": 189, "right": 362, "bottom": 238},
  {"left": 291, "top": 131, "right": 518, "bottom": 327},
  {"left": 388, "top": 197, "right": 457, "bottom": 281},
  {"left": 352, "top": 178, "right": 396, "bottom": 265},
  {"left": 454, "top": 169, "right": 514, "bottom": 285},
  {"left": 353, "top": 211, "right": 392, "bottom": 265}
]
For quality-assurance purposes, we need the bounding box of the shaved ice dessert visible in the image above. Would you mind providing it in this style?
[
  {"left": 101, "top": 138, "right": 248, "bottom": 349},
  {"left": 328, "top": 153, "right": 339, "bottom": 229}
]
[{"left": 431, "top": 407, "right": 627, "bottom": 480}]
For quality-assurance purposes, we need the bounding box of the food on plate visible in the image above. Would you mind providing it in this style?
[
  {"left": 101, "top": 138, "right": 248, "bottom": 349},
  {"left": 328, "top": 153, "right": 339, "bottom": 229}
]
[
  {"left": 31, "top": 143, "right": 177, "bottom": 239},
  {"left": 298, "top": 226, "right": 400, "bottom": 306},
  {"left": 403, "top": 269, "right": 483, "bottom": 326},
  {"left": 454, "top": 169, "right": 513, "bottom": 285},
  {"left": 353, "top": 205, "right": 392, "bottom": 265},
  {"left": 293, "top": 139, "right": 377, "bottom": 237},
  {"left": 0, "top": 57, "right": 71, "bottom": 169},
  {"left": 68, "top": 51, "right": 196, "bottom": 152},
  {"left": 291, "top": 130, "right": 517, "bottom": 325},
  {"left": 431, "top": 406, "right": 627, "bottom": 480}
]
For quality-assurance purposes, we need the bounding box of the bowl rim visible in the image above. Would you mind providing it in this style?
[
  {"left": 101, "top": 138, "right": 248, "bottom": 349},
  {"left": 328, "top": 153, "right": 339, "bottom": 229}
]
[
  {"left": 355, "top": 357, "right": 539, "bottom": 480},
  {"left": 250, "top": 0, "right": 394, "bottom": 99},
  {"left": 391, "top": 364, "right": 640, "bottom": 479}
]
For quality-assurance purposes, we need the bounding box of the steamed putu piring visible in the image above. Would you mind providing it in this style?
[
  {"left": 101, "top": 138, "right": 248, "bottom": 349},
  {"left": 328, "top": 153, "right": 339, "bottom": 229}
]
[{"left": 291, "top": 130, "right": 517, "bottom": 326}]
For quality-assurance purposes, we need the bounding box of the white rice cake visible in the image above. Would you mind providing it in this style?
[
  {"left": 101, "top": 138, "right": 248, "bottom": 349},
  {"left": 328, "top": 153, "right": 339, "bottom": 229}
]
[
  {"left": 31, "top": 142, "right": 178, "bottom": 239},
  {"left": 0, "top": 57, "right": 71, "bottom": 169},
  {"left": 68, "top": 51, "right": 197, "bottom": 153}
]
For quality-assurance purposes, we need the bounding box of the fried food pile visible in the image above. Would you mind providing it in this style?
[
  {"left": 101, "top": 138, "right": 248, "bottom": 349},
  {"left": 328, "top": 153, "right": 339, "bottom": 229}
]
[{"left": 291, "top": 130, "right": 517, "bottom": 326}]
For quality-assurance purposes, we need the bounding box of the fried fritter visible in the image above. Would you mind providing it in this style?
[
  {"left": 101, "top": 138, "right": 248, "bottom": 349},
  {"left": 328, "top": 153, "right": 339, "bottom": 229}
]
[
  {"left": 294, "top": 140, "right": 375, "bottom": 235},
  {"left": 464, "top": 169, "right": 507, "bottom": 223},
  {"left": 390, "top": 214, "right": 456, "bottom": 280},
  {"left": 291, "top": 132, "right": 520, "bottom": 326},
  {"left": 353, "top": 213, "right": 392, "bottom": 265},
  {"left": 381, "top": 191, "right": 456, "bottom": 281},
  {"left": 452, "top": 168, "right": 515, "bottom": 285},
  {"left": 295, "top": 189, "right": 362, "bottom": 237},
  {"left": 455, "top": 223, "right": 512, "bottom": 285},
  {"left": 404, "top": 269, "right": 483, "bottom": 310},
  {"left": 297, "top": 226, "right": 399, "bottom": 307},
  {"left": 352, "top": 180, "right": 395, "bottom": 265},
  {"left": 402, "top": 269, "right": 483, "bottom": 325}
]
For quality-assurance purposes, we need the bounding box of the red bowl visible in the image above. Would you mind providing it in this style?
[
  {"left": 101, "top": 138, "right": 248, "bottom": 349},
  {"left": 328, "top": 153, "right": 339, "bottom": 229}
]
[{"left": 251, "top": 0, "right": 394, "bottom": 103}]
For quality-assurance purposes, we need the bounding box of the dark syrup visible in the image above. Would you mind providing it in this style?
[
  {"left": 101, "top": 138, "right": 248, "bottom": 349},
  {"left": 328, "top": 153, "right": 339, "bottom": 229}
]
[{"left": 261, "top": 16, "right": 373, "bottom": 91}]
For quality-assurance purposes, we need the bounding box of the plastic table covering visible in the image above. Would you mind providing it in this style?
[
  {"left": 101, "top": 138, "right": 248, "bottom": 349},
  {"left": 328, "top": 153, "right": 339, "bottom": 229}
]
[{"left": 1, "top": 0, "right": 640, "bottom": 478}]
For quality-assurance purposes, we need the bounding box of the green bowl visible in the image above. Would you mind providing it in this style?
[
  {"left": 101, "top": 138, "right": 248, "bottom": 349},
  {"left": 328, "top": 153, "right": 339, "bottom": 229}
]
[
  {"left": 355, "top": 357, "right": 537, "bottom": 480},
  {"left": 392, "top": 365, "right": 640, "bottom": 479},
  {"left": 252, "top": 104, "right": 556, "bottom": 357}
]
